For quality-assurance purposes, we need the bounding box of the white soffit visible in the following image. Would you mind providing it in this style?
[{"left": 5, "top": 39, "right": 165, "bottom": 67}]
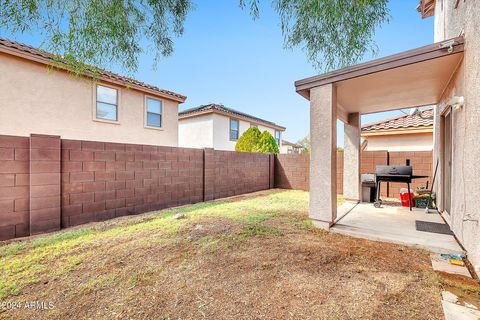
[{"left": 336, "top": 52, "right": 463, "bottom": 114}]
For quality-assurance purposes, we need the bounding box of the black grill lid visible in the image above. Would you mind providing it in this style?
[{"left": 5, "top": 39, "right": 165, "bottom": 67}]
[{"left": 375, "top": 165, "right": 412, "bottom": 176}]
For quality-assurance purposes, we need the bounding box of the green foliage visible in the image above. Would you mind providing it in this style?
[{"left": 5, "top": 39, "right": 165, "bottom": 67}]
[
  {"left": 272, "top": 0, "right": 390, "bottom": 71},
  {"left": 1, "top": 0, "right": 390, "bottom": 74},
  {"left": 235, "top": 128, "right": 279, "bottom": 153},
  {"left": 297, "top": 135, "right": 310, "bottom": 154},
  {"left": 235, "top": 127, "right": 262, "bottom": 152},
  {"left": 295, "top": 135, "right": 344, "bottom": 154},
  {"left": 0, "top": 0, "right": 193, "bottom": 75},
  {"left": 254, "top": 130, "right": 279, "bottom": 154}
]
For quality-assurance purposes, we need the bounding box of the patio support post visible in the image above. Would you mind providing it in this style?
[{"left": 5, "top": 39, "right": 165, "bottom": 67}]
[
  {"left": 343, "top": 112, "right": 361, "bottom": 201},
  {"left": 309, "top": 84, "right": 337, "bottom": 229}
]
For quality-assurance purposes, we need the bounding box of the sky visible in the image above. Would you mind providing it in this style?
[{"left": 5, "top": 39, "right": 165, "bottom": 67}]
[{"left": 1, "top": 0, "right": 434, "bottom": 146}]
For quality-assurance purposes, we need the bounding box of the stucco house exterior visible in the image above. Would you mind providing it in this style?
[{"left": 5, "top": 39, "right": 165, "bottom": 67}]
[
  {"left": 362, "top": 108, "right": 433, "bottom": 152},
  {"left": 428, "top": 0, "right": 480, "bottom": 273},
  {"left": 295, "top": 0, "right": 480, "bottom": 272},
  {"left": 280, "top": 140, "right": 304, "bottom": 154},
  {"left": 0, "top": 38, "right": 186, "bottom": 147},
  {"left": 178, "top": 104, "right": 285, "bottom": 151}
]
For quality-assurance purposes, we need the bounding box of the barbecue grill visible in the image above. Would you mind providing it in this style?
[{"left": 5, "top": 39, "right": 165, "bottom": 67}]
[{"left": 374, "top": 165, "right": 428, "bottom": 211}]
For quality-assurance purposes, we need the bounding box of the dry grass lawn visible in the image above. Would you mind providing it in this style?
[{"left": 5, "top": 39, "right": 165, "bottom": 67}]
[{"left": 0, "top": 190, "right": 476, "bottom": 319}]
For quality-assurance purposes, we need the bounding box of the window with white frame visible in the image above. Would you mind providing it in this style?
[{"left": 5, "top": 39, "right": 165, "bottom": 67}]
[
  {"left": 96, "top": 85, "right": 118, "bottom": 121},
  {"left": 275, "top": 130, "right": 281, "bottom": 146},
  {"left": 230, "top": 119, "right": 239, "bottom": 140},
  {"left": 146, "top": 97, "right": 162, "bottom": 128}
]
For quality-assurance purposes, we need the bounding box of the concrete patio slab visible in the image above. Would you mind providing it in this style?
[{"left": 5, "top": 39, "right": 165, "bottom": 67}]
[
  {"left": 442, "top": 299, "right": 480, "bottom": 320},
  {"left": 431, "top": 253, "right": 472, "bottom": 278},
  {"left": 335, "top": 200, "right": 358, "bottom": 223},
  {"left": 331, "top": 203, "right": 463, "bottom": 254}
]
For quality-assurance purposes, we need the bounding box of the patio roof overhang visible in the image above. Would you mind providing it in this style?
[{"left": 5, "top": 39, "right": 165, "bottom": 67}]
[{"left": 295, "top": 37, "right": 464, "bottom": 117}]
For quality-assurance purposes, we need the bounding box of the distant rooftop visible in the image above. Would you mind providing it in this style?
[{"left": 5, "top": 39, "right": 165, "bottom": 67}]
[
  {"left": 179, "top": 104, "right": 286, "bottom": 130},
  {"left": 282, "top": 140, "right": 303, "bottom": 148},
  {"left": 362, "top": 108, "right": 434, "bottom": 133},
  {"left": 0, "top": 37, "right": 186, "bottom": 103}
]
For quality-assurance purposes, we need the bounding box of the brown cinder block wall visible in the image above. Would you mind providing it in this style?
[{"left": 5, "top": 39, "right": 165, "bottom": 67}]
[
  {"left": 388, "top": 151, "right": 432, "bottom": 197},
  {"left": 360, "top": 151, "right": 389, "bottom": 197},
  {"left": 274, "top": 151, "right": 345, "bottom": 194},
  {"left": 275, "top": 150, "right": 432, "bottom": 198},
  {"left": 336, "top": 151, "right": 344, "bottom": 194},
  {"left": 274, "top": 154, "right": 309, "bottom": 191},
  {"left": 29, "top": 134, "right": 61, "bottom": 235},
  {"left": 0, "top": 135, "right": 30, "bottom": 240},
  {"left": 204, "top": 149, "right": 271, "bottom": 201},
  {"left": 0, "top": 134, "right": 275, "bottom": 240},
  {"left": 0, "top": 133, "right": 433, "bottom": 241},
  {"left": 61, "top": 140, "right": 204, "bottom": 228}
]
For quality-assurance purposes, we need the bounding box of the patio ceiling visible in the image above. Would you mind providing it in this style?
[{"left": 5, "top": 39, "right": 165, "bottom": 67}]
[{"left": 295, "top": 37, "right": 464, "bottom": 115}]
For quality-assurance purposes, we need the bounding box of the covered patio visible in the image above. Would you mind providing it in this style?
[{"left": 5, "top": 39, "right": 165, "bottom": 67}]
[
  {"left": 295, "top": 37, "right": 464, "bottom": 250},
  {"left": 333, "top": 203, "right": 462, "bottom": 254}
]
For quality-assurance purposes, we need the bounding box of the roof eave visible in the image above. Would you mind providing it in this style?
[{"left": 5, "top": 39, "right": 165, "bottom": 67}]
[
  {"left": 295, "top": 36, "right": 464, "bottom": 100},
  {"left": 283, "top": 142, "right": 303, "bottom": 148},
  {"left": 361, "top": 127, "right": 433, "bottom": 136},
  {"left": 179, "top": 108, "right": 286, "bottom": 131},
  {"left": 0, "top": 44, "right": 187, "bottom": 103}
]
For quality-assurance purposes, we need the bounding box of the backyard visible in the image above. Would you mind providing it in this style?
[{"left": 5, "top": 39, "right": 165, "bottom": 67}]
[{"left": 0, "top": 190, "right": 477, "bottom": 319}]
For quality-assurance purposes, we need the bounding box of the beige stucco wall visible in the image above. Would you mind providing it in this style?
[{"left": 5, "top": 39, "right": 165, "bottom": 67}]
[
  {"left": 309, "top": 84, "right": 337, "bottom": 229},
  {"left": 0, "top": 53, "right": 180, "bottom": 146},
  {"left": 432, "top": 0, "right": 480, "bottom": 272},
  {"left": 280, "top": 145, "right": 294, "bottom": 154},
  {"left": 344, "top": 113, "right": 361, "bottom": 201},
  {"left": 178, "top": 114, "right": 214, "bottom": 148},
  {"left": 363, "top": 132, "right": 433, "bottom": 152},
  {"left": 211, "top": 113, "right": 242, "bottom": 151},
  {"left": 212, "top": 114, "right": 281, "bottom": 151},
  {"left": 178, "top": 113, "right": 282, "bottom": 151},
  {"left": 280, "top": 144, "right": 304, "bottom": 154}
]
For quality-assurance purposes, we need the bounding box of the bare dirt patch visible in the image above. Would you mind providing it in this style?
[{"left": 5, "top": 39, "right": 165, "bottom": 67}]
[
  {"left": 181, "top": 218, "right": 239, "bottom": 241},
  {"left": 436, "top": 271, "right": 480, "bottom": 309}
]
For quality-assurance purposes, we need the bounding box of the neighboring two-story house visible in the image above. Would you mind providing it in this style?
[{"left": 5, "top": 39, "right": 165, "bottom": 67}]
[
  {"left": 0, "top": 38, "right": 186, "bottom": 146},
  {"left": 178, "top": 104, "right": 286, "bottom": 151},
  {"left": 361, "top": 108, "right": 433, "bottom": 152},
  {"left": 280, "top": 140, "right": 304, "bottom": 154}
]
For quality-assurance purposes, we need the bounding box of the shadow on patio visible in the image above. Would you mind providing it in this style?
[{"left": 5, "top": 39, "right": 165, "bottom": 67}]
[{"left": 332, "top": 202, "right": 463, "bottom": 255}]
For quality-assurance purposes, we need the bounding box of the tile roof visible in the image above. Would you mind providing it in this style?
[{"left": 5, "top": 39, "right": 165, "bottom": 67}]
[
  {"left": 362, "top": 108, "right": 434, "bottom": 132},
  {"left": 179, "top": 104, "right": 286, "bottom": 130},
  {"left": 282, "top": 140, "right": 302, "bottom": 148},
  {"left": 0, "top": 38, "right": 186, "bottom": 102}
]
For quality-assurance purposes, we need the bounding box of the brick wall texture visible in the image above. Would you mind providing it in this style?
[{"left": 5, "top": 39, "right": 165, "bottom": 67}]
[
  {"left": 275, "top": 150, "right": 433, "bottom": 198},
  {"left": 0, "top": 135, "right": 30, "bottom": 240},
  {"left": 388, "top": 151, "right": 432, "bottom": 197},
  {"left": 61, "top": 140, "right": 204, "bottom": 228},
  {"left": 0, "top": 133, "right": 433, "bottom": 241},
  {"left": 204, "top": 149, "right": 271, "bottom": 201},
  {"left": 275, "top": 152, "right": 345, "bottom": 194},
  {"left": 274, "top": 154, "right": 309, "bottom": 191},
  {"left": 361, "top": 151, "right": 389, "bottom": 197},
  {"left": 337, "top": 152, "right": 344, "bottom": 194},
  {"left": 0, "top": 134, "right": 275, "bottom": 240},
  {"left": 30, "top": 135, "right": 61, "bottom": 235}
]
